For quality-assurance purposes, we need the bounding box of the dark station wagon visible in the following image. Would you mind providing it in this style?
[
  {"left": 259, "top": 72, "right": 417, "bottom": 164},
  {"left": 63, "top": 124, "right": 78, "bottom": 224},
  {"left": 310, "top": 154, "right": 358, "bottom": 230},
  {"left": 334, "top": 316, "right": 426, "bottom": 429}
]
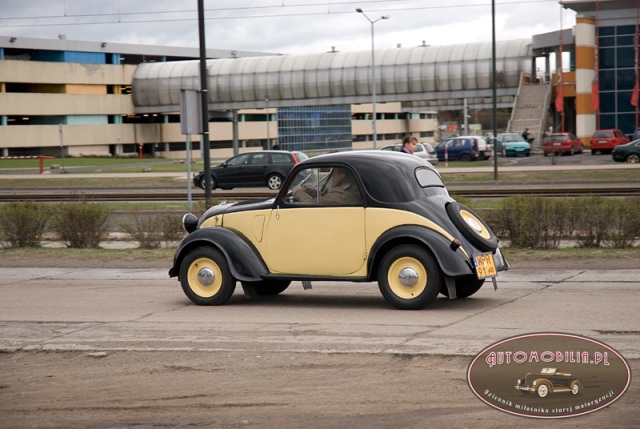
[{"left": 170, "top": 151, "right": 509, "bottom": 310}]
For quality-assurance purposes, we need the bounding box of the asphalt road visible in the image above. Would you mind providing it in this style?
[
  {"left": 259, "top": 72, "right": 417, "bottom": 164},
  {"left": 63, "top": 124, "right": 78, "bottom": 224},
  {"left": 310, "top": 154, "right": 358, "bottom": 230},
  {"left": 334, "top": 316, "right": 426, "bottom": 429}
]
[{"left": 0, "top": 267, "right": 638, "bottom": 428}]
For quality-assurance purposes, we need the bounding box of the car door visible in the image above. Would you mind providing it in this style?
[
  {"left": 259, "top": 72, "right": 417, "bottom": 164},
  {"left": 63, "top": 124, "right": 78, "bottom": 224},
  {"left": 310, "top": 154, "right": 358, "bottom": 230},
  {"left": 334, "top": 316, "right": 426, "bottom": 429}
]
[
  {"left": 216, "top": 153, "right": 251, "bottom": 187},
  {"left": 263, "top": 166, "right": 366, "bottom": 276},
  {"left": 246, "top": 152, "right": 270, "bottom": 186}
]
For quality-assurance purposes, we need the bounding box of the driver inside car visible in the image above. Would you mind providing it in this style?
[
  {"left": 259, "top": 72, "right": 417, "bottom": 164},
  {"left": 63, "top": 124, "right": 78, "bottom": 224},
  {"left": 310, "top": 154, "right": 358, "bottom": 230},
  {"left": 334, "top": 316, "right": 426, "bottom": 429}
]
[{"left": 291, "top": 167, "right": 361, "bottom": 204}]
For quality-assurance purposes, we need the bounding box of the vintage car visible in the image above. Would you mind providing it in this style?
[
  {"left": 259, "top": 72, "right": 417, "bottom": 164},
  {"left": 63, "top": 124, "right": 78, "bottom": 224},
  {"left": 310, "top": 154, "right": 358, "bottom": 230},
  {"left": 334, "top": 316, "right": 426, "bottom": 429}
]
[
  {"left": 515, "top": 368, "right": 582, "bottom": 398},
  {"left": 169, "top": 151, "right": 509, "bottom": 310}
]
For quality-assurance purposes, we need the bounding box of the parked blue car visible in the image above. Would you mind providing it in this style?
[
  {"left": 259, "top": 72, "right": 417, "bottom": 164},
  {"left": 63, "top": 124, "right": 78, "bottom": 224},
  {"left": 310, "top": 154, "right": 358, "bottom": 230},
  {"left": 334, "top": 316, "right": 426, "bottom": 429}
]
[
  {"left": 496, "top": 133, "right": 531, "bottom": 157},
  {"left": 435, "top": 137, "right": 479, "bottom": 161}
]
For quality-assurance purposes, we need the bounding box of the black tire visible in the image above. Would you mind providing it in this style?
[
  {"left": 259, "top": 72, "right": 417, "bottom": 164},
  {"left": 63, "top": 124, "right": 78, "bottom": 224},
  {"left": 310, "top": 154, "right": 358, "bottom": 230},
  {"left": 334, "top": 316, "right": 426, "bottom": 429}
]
[
  {"left": 440, "top": 275, "right": 485, "bottom": 298},
  {"left": 241, "top": 280, "right": 291, "bottom": 295},
  {"left": 460, "top": 153, "right": 471, "bottom": 162},
  {"left": 377, "top": 245, "right": 442, "bottom": 310},
  {"left": 179, "top": 247, "right": 236, "bottom": 305},
  {"left": 267, "top": 173, "right": 283, "bottom": 190},
  {"left": 626, "top": 153, "right": 640, "bottom": 163},
  {"left": 446, "top": 202, "right": 498, "bottom": 252},
  {"left": 198, "top": 176, "right": 217, "bottom": 190}
]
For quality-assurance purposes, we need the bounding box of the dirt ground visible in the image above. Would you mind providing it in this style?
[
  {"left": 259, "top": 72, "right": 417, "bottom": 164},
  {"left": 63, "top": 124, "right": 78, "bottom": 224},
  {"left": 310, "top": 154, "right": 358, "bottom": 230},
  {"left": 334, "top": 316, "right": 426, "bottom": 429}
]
[
  {"left": 1, "top": 351, "right": 637, "bottom": 429},
  {"left": 1, "top": 250, "right": 637, "bottom": 428}
]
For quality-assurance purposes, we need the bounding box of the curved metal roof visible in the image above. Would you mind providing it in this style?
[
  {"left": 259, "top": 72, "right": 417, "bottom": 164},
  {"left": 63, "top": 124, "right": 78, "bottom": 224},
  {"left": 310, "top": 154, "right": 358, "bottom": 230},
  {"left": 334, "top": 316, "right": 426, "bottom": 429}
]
[{"left": 133, "top": 39, "right": 532, "bottom": 113}]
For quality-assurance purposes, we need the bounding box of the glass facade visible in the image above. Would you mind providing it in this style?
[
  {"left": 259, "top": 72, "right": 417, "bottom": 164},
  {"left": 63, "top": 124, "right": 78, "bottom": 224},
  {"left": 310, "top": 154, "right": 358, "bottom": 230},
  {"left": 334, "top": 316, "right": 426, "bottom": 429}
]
[
  {"left": 277, "top": 105, "right": 352, "bottom": 152},
  {"left": 598, "top": 24, "right": 639, "bottom": 133}
]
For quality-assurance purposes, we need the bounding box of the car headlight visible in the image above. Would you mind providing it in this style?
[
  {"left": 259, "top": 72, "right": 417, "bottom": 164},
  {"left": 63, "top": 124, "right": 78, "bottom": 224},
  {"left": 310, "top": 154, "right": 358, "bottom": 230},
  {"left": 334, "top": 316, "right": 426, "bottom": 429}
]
[{"left": 182, "top": 213, "right": 198, "bottom": 234}]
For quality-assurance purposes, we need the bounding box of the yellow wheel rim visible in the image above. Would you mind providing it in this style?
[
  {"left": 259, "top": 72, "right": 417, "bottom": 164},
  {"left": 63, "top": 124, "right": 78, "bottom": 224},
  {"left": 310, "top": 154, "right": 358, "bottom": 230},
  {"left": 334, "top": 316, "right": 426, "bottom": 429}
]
[
  {"left": 460, "top": 209, "right": 491, "bottom": 239},
  {"left": 387, "top": 256, "right": 427, "bottom": 299},
  {"left": 187, "top": 257, "right": 223, "bottom": 298}
]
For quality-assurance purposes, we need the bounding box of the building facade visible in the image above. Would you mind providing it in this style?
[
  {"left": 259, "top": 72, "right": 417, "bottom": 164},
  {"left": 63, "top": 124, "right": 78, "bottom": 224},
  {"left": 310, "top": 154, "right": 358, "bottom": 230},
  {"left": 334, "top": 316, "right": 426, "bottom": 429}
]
[{"left": 0, "top": 36, "right": 438, "bottom": 160}]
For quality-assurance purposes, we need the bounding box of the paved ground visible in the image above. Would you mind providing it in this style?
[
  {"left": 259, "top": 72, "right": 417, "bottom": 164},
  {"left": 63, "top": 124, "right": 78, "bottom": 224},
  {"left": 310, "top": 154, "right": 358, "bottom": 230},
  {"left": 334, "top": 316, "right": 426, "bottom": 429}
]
[{"left": 0, "top": 266, "right": 638, "bottom": 428}]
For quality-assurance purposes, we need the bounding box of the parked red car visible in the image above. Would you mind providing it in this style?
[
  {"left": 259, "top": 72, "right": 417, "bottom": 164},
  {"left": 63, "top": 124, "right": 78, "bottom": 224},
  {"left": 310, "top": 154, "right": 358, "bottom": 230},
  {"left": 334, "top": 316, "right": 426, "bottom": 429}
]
[
  {"left": 590, "top": 129, "right": 629, "bottom": 154},
  {"left": 542, "top": 133, "right": 583, "bottom": 156}
]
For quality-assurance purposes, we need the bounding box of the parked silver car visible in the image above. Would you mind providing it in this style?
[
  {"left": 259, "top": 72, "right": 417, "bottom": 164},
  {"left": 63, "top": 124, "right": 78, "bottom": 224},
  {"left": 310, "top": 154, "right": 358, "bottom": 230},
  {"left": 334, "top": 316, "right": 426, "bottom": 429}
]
[{"left": 380, "top": 142, "right": 439, "bottom": 164}]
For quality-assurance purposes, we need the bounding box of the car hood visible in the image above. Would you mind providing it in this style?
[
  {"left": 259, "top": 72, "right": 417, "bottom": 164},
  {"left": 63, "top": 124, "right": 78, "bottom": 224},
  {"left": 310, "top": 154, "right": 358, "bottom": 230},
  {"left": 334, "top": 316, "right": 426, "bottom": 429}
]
[{"left": 199, "top": 198, "right": 275, "bottom": 227}]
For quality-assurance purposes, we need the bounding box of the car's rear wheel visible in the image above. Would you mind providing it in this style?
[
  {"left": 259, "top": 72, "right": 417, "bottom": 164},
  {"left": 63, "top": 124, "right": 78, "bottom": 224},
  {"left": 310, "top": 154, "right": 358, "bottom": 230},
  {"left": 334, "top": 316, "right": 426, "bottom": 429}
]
[
  {"left": 241, "top": 280, "right": 291, "bottom": 295},
  {"left": 440, "top": 275, "right": 485, "bottom": 298},
  {"left": 267, "top": 173, "right": 284, "bottom": 190},
  {"left": 377, "top": 245, "right": 441, "bottom": 310},
  {"left": 460, "top": 153, "right": 471, "bottom": 162},
  {"left": 446, "top": 202, "right": 498, "bottom": 252},
  {"left": 179, "top": 247, "right": 236, "bottom": 305},
  {"left": 626, "top": 153, "right": 640, "bottom": 163},
  {"left": 570, "top": 381, "right": 582, "bottom": 395}
]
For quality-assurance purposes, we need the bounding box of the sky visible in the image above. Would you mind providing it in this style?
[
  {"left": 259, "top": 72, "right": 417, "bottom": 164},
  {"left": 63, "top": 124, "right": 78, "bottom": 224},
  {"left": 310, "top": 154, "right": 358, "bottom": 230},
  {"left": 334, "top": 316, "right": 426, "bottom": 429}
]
[{"left": 0, "top": 0, "right": 577, "bottom": 55}]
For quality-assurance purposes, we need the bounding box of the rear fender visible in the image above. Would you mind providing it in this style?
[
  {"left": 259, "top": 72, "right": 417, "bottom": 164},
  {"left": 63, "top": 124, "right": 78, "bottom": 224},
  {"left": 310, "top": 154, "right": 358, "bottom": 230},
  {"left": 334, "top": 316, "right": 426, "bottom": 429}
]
[
  {"left": 369, "top": 225, "right": 474, "bottom": 278},
  {"left": 169, "top": 227, "right": 268, "bottom": 282}
]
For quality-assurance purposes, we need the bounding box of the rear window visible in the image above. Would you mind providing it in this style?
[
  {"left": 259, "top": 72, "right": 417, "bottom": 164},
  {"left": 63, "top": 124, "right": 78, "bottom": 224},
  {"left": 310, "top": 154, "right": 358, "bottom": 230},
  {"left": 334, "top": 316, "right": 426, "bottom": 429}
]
[
  {"left": 593, "top": 131, "right": 613, "bottom": 138},
  {"left": 272, "top": 153, "right": 294, "bottom": 164},
  {"left": 415, "top": 167, "right": 445, "bottom": 188}
]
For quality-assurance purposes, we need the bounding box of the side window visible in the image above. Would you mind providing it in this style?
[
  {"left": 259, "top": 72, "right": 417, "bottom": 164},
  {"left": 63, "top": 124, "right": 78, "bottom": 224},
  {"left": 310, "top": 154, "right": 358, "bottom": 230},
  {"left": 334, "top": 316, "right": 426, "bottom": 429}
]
[
  {"left": 286, "top": 167, "right": 362, "bottom": 206},
  {"left": 227, "top": 154, "right": 250, "bottom": 166},
  {"left": 249, "top": 153, "right": 268, "bottom": 165},
  {"left": 271, "top": 153, "right": 292, "bottom": 164}
]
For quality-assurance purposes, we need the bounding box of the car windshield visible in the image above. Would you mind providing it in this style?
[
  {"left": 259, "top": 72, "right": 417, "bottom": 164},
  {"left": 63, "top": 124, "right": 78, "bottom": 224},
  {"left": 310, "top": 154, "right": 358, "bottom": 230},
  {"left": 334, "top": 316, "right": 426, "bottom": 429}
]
[{"left": 501, "top": 133, "right": 525, "bottom": 142}]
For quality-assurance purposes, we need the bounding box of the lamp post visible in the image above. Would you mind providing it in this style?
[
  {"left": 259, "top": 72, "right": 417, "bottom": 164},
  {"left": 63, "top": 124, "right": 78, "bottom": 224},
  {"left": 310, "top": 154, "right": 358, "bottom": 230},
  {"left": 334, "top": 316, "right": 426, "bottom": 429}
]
[{"left": 356, "top": 8, "right": 388, "bottom": 149}]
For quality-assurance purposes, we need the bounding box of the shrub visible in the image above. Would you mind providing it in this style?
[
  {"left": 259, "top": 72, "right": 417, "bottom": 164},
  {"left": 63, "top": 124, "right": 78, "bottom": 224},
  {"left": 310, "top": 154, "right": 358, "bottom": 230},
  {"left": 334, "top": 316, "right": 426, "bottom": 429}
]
[
  {"left": 569, "top": 197, "right": 612, "bottom": 248},
  {"left": 603, "top": 197, "right": 640, "bottom": 248},
  {"left": 0, "top": 202, "right": 53, "bottom": 248},
  {"left": 52, "top": 202, "right": 111, "bottom": 248},
  {"left": 120, "top": 211, "right": 184, "bottom": 249}
]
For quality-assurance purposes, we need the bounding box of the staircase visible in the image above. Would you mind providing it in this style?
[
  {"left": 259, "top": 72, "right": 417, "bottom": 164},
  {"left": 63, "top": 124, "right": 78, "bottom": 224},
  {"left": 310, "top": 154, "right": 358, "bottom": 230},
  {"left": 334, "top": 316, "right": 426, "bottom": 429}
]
[{"left": 507, "top": 77, "right": 551, "bottom": 150}]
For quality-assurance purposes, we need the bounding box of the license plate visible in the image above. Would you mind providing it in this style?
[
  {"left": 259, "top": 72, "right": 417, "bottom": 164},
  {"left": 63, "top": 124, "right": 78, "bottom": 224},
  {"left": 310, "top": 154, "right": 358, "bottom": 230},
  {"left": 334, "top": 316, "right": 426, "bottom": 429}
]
[
  {"left": 516, "top": 148, "right": 524, "bottom": 151},
  {"left": 474, "top": 253, "right": 497, "bottom": 279}
]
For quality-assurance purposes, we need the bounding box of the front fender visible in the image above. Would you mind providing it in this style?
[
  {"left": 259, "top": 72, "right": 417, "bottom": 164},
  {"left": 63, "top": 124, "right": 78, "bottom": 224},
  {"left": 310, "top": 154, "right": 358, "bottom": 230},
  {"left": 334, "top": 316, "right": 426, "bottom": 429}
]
[
  {"left": 169, "top": 227, "right": 268, "bottom": 282},
  {"left": 369, "top": 225, "right": 474, "bottom": 278}
]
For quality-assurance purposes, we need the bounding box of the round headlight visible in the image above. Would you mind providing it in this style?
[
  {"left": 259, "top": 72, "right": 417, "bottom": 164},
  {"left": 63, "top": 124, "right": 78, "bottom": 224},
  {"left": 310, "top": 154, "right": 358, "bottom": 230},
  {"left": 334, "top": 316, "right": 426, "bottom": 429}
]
[{"left": 182, "top": 213, "right": 198, "bottom": 234}]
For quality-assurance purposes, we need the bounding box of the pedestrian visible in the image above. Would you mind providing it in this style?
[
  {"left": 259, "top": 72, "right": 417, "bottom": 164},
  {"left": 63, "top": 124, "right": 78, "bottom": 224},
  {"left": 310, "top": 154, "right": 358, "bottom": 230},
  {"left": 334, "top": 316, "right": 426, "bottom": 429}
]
[
  {"left": 401, "top": 135, "right": 418, "bottom": 154},
  {"left": 522, "top": 128, "right": 533, "bottom": 144}
]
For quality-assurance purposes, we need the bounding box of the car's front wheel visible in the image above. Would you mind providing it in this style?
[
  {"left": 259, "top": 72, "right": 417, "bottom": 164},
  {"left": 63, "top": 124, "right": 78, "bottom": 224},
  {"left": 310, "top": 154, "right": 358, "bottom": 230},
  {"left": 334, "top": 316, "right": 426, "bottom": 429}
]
[
  {"left": 267, "top": 173, "right": 284, "bottom": 190},
  {"left": 570, "top": 381, "right": 582, "bottom": 395},
  {"left": 377, "top": 245, "right": 441, "bottom": 310},
  {"left": 179, "top": 247, "right": 236, "bottom": 305},
  {"left": 198, "top": 176, "right": 217, "bottom": 190},
  {"left": 536, "top": 382, "right": 551, "bottom": 398}
]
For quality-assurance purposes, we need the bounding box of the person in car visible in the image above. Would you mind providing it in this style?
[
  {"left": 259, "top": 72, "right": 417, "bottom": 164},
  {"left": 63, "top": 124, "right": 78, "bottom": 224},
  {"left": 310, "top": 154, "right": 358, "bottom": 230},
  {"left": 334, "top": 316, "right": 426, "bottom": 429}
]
[
  {"left": 292, "top": 167, "right": 361, "bottom": 204},
  {"left": 401, "top": 135, "right": 418, "bottom": 154}
]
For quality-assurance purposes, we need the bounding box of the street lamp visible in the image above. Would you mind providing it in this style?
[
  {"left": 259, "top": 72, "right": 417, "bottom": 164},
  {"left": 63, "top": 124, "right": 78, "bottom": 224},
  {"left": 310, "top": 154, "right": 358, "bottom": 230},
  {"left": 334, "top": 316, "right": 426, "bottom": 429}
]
[{"left": 356, "top": 8, "right": 389, "bottom": 149}]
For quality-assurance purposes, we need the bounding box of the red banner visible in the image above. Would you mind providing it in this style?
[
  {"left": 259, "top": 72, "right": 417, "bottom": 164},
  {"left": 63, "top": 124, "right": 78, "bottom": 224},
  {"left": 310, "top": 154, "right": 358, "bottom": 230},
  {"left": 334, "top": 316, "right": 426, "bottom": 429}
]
[
  {"left": 631, "top": 80, "right": 639, "bottom": 107},
  {"left": 591, "top": 80, "right": 600, "bottom": 111}
]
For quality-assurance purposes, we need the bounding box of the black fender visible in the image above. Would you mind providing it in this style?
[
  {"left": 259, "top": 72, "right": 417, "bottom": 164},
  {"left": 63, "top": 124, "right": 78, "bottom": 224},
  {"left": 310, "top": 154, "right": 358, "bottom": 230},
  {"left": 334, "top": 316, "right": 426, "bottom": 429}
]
[
  {"left": 168, "top": 227, "right": 268, "bottom": 282},
  {"left": 368, "top": 225, "right": 474, "bottom": 278}
]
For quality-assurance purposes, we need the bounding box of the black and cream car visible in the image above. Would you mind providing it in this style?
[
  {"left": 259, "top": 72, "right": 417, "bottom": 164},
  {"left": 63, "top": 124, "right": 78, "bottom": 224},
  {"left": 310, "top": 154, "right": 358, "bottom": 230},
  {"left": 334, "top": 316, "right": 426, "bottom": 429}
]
[
  {"left": 169, "top": 151, "right": 508, "bottom": 310},
  {"left": 516, "top": 368, "right": 582, "bottom": 398}
]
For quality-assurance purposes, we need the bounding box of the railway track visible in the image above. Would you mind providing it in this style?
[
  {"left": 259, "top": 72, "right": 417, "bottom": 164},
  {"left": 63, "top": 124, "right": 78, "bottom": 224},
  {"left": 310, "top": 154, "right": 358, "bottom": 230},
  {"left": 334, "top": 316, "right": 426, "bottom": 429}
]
[{"left": 2, "top": 186, "right": 639, "bottom": 202}]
